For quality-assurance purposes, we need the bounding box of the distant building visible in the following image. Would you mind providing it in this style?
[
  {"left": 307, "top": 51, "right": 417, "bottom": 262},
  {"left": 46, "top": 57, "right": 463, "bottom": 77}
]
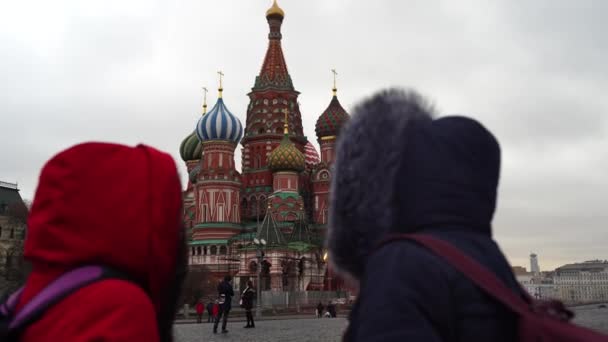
[
  {"left": 514, "top": 266, "right": 557, "bottom": 300},
  {"left": 512, "top": 266, "right": 528, "bottom": 276},
  {"left": 530, "top": 253, "right": 540, "bottom": 275},
  {"left": 553, "top": 260, "right": 608, "bottom": 304},
  {"left": 0, "top": 181, "right": 28, "bottom": 294}
]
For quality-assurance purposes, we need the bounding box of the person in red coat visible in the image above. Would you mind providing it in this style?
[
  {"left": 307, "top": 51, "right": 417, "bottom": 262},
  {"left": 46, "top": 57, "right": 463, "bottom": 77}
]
[
  {"left": 212, "top": 300, "right": 220, "bottom": 321},
  {"left": 13, "top": 142, "right": 187, "bottom": 342},
  {"left": 195, "top": 300, "right": 204, "bottom": 323}
]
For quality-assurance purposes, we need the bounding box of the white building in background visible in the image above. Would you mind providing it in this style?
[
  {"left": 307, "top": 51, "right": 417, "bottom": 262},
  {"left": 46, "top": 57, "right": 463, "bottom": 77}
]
[
  {"left": 530, "top": 253, "right": 540, "bottom": 275},
  {"left": 553, "top": 260, "right": 608, "bottom": 304},
  {"left": 515, "top": 271, "right": 558, "bottom": 300}
]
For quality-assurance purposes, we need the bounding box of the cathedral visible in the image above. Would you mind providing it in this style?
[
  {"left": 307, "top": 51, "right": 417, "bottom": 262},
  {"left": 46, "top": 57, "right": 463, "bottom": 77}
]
[{"left": 179, "top": 1, "right": 349, "bottom": 293}]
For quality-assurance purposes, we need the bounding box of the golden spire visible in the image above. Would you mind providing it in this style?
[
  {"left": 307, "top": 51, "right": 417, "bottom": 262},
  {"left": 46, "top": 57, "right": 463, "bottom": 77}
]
[
  {"left": 266, "top": 0, "right": 285, "bottom": 18},
  {"left": 217, "top": 70, "right": 224, "bottom": 98},
  {"left": 201, "top": 86, "right": 208, "bottom": 115},
  {"left": 331, "top": 69, "right": 338, "bottom": 96},
  {"left": 283, "top": 107, "right": 289, "bottom": 135}
]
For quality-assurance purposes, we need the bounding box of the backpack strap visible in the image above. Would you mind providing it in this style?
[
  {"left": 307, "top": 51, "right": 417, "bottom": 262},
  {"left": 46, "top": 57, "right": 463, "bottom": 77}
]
[
  {"left": 4, "top": 265, "right": 135, "bottom": 335},
  {"left": 377, "top": 234, "right": 530, "bottom": 316},
  {"left": 0, "top": 287, "right": 24, "bottom": 316}
]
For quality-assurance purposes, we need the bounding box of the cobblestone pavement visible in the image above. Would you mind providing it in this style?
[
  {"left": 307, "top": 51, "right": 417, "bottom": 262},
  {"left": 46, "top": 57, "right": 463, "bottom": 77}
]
[
  {"left": 175, "top": 306, "right": 608, "bottom": 341},
  {"left": 573, "top": 304, "right": 608, "bottom": 334},
  {"left": 175, "top": 318, "right": 347, "bottom": 342}
]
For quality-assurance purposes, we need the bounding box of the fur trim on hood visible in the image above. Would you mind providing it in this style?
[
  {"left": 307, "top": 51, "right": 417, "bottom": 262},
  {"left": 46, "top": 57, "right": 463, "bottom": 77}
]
[{"left": 327, "top": 88, "right": 435, "bottom": 281}]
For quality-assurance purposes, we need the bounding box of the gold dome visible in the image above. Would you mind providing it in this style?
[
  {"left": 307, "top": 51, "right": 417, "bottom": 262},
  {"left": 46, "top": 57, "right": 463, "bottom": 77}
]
[{"left": 266, "top": 0, "right": 285, "bottom": 19}]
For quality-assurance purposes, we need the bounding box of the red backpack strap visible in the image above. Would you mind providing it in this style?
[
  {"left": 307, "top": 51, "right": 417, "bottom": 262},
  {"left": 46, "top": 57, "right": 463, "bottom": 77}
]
[{"left": 378, "top": 234, "right": 530, "bottom": 316}]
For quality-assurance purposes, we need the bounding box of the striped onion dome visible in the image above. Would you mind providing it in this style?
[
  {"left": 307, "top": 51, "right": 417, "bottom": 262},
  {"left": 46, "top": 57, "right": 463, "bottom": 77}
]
[
  {"left": 268, "top": 135, "right": 306, "bottom": 172},
  {"left": 315, "top": 95, "right": 349, "bottom": 139},
  {"left": 304, "top": 141, "right": 320, "bottom": 167},
  {"left": 179, "top": 131, "right": 202, "bottom": 161},
  {"left": 196, "top": 98, "right": 243, "bottom": 144}
]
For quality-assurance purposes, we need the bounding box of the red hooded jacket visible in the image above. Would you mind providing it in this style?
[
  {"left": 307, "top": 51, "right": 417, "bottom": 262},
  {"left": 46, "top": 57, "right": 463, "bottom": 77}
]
[{"left": 14, "top": 143, "right": 183, "bottom": 341}]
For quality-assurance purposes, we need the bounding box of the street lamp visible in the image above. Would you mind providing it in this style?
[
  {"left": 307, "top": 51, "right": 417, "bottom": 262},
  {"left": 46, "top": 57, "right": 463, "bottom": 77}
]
[
  {"left": 323, "top": 251, "right": 332, "bottom": 292},
  {"left": 253, "top": 237, "right": 267, "bottom": 318}
]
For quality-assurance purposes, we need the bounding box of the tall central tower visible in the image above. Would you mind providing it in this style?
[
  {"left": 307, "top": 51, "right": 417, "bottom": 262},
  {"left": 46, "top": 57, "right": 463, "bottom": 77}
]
[{"left": 241, "top": 0, "right": 306, "bottom": 223}]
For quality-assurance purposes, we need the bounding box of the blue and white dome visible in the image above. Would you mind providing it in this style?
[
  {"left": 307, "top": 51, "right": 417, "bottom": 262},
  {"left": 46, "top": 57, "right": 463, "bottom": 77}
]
[{"left": 196, "top": 98, "right": 243, "bottom": 144}]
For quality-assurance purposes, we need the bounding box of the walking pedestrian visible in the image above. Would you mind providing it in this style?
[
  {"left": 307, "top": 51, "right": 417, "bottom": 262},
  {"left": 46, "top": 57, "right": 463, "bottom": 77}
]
[
  {"left": 241, "top": 280, "right": 256, "bottom": 328},
  {"left": 195, "top": 299, "right": 204, "bottom": 323},
  {"left": 327, "top": 89, "right": 523, "bottom": 341},
  {"left": 213, "top": 275, "right": 234, "bottom": 334},
  {"left": 316, "top": 302, "right": 324, "bottom": 318},
  {"left": 212, "top": 300, "right": 219, "bottom": 322},
  {"left": 206, "top": 301, "right": 214, "bottom": 323}
]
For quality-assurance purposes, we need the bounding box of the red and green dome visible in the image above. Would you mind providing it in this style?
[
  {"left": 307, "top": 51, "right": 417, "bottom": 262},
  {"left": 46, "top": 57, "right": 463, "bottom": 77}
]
[
  {"left": 268, "top": 135, "right": 305, "bottom": 172},
  {"left": 179, "top": 131, "right": 202, "bottom": 161},
  {"left": 315, "top": 95, "right": 349, "bottom": 139}
]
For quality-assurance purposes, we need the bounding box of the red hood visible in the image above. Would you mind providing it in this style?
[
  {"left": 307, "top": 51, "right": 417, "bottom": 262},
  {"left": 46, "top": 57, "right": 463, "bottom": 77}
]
[{"left": 24, "top": 142, "right": 183, "bottom": 314}]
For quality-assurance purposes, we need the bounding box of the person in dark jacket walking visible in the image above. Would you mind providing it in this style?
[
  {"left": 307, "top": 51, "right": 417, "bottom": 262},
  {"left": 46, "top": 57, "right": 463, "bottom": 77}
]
[
  {"left": 206, "top": 301, "right": 214, "bottom": 323},
  {"left": 213, "top": 275, "right": 234, "bottom": 334},
  {"left": 327, "top": 89, "right": 522, "bottom": 341},
  {"left": 241, "top": 280, "right": 256, "bottom": 328},
  {"left": 316, "top": 302, "right": 324, "bottom": 318}
]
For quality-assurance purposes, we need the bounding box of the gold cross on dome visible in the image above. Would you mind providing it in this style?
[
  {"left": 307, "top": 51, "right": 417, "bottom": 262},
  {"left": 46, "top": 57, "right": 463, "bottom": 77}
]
[
  {"left": 331, "top": 69, "right": 338, "bottom": 95},
  {"left": 201, "top": 86, "right": 208, "bottom": 115},
  {"left": 283, "top": 108, "right": 289, "bottom": 135},
  {"left": 217, "top": 71, "right": 224, "bottom": 98}
]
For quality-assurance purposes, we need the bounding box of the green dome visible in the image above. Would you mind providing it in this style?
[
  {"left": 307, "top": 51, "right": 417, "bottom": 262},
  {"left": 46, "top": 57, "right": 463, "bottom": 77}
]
[
  {"left": 268, "top": 135, "right": 305, "bottom": 172},
  {"left": 179, "top": 131, "right": 202, "bottom": 162}
]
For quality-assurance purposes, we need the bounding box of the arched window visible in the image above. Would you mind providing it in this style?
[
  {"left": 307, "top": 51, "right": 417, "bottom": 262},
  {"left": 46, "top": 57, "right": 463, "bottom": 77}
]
[
  {"left": 241, "top": 198, "right": 248, "bottom": 217},
  {"left": 259, "top": 195, "right": 267, "bottom": 215},
  {"left": 191, "top": 247, "right": 195, "bottom": 256},
  {"left": 250, "top": 197, "right": 258, "bottom": 218},
  {"left": 203, "top": 246, "right": 208, "bottom": 255},
  {"left": 196, "top": 246, "right": 202, "bottom": 255},
  {"left": 219, "top": 246, "right": 227, "bottom": 255},
  {"left": 210, "top": 246, "right": 217, "bottom": 255}
]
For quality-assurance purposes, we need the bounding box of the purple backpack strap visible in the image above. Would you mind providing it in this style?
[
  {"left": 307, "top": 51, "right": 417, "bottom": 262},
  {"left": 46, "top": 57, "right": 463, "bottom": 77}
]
[
  {"left": 0, "top": 287, "right": 24, "bottom": 316},
  {"left": 6, "top": 265, "right": 104, "bottom": 332}
]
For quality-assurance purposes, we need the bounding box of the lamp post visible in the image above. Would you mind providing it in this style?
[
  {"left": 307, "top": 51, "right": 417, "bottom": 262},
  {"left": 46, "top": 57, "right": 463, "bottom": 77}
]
[
  {"left": 323, "top": 250, "right": 331, "bottom": 292},
  {"left": 253, "top": 237, "right": 267, "bottom": 318}
]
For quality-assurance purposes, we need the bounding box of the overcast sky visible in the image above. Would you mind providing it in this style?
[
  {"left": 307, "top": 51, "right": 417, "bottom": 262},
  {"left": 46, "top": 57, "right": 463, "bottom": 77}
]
[{"left": 1, "top": 0, "right": 606, "bottom": 270}]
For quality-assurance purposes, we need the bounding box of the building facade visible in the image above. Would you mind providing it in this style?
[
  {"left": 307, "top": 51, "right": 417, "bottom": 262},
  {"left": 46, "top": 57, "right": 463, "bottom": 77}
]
[
  {"left": 0, "top": 181, "right": 27, "bottom": 294},
  {"left": 179, "top": 1, "right": 349, "bottom": 294},
  {"left": 553, "top": 260, "right": 608, "bottom": 304}
]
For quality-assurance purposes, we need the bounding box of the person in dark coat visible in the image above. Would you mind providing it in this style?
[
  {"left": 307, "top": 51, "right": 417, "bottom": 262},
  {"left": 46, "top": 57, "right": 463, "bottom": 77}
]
[
  {"left": 327, "top": 302, "right": 337, "bottom": 318},
  {"left": 316, "top": 302, "right": 324, "bottom": 318},
  {"left": 213, "top": 275, "right": 234, "bottom": 334},
  {"left": 206, "top": 301, "right": 214, "bottom": 323},
  {"left": 327, "top": 89, "right": 522, "bottom": 341},
  {"left": 241, "top": 280, "right": 256, "bottom": 328}
]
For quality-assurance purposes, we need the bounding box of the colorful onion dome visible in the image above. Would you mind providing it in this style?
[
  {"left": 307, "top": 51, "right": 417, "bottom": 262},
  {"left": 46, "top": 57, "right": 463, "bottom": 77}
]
[
  {"left": 269, "top": 109, "right": 305, "bottom": 172},
  {"left": 196, "top": 98, "right": 243, "bottom": 144},
  {"left": 315, "top": 94, "right": 349, "bottom": 139},
  {"left": 266, "top": 0, "right": 285, "bottom": 19},
  {"left": 304, "top": 141, "right": 320, "bottom": 167},
  {"left": 268, "top": 135, "right": 306, "bottom": 172},
  {"left": 179, "top": 131, "right": 202, "bottom": 161}
]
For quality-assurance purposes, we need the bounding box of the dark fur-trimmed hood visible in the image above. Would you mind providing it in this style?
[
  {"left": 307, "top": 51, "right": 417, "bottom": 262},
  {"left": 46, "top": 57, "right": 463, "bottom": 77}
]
[
  {"left": 327, "top": 89, "right": 435, "bottom": 281},
  {"left": 327, "top": 88, "right": 501, "bottom": 282}
]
